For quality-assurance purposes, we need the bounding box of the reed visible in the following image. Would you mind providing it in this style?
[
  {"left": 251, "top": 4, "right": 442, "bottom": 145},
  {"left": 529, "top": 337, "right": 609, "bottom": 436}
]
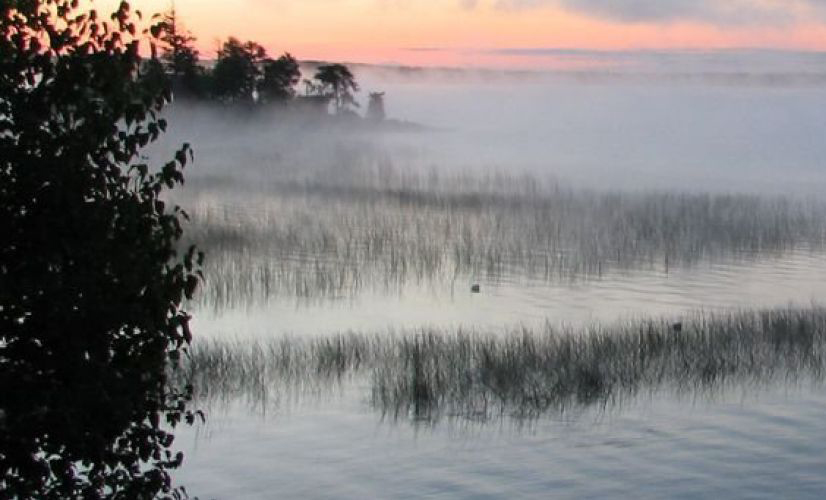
[
  {"left": 178, "top": 306, "right": 826, "bottom": 421},
  {"left": 177, "top": 169, "right": 826, "bottom": 310}
]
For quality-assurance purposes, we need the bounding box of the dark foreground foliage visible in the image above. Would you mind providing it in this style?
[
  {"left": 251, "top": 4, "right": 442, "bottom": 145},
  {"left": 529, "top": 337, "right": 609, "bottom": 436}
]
[{"left": 1, "top": 1, "right": 200, "bottom": 497}]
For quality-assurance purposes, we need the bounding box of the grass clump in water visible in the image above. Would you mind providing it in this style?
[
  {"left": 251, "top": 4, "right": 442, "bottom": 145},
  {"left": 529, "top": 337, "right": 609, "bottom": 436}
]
[{"left": 180, "top": 307, "right": 826, "bottom": 421}]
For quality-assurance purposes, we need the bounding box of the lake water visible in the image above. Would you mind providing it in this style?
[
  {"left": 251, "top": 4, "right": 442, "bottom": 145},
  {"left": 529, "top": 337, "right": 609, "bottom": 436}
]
[
  {"left": 178, "top": 383, "right": 826, "bottom": 499},
  {"left": 166, "top": 59, "right": 826, "bottom": 498},
  {"left": 192, "top": 247, "right": 826, "bottom": 339}
]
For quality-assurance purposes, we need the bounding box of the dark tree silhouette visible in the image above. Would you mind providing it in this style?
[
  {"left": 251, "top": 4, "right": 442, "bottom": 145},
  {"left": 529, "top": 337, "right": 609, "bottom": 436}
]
[
  {"left": 156, "top": 6, "right": 205, "bottom": 97},
  {"left": 259, "top": 53, "right": 302, "bottom": 103},
  {"left": 314, "top": 63, "right": 359, "bottom": 114},
  {"left": 157, "top": 7, "right": 198, "bottom": 78},
  {"left": 212, "top": 37, "right": 267, "bottom": 102},
  {"left": 0, "top": 1, "right": 200, "bottom": 497}
]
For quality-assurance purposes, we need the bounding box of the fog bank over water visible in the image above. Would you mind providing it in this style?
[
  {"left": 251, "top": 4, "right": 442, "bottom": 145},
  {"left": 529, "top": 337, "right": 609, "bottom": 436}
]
[
  {"left": 352, "top": 51, "right": 826, "bottom": 195},
  {"left": 150, "top": 49, "right": 826, "bottom": 197},
  {"left": 355, "top": 48, "right": 826, "bottom": 79}
]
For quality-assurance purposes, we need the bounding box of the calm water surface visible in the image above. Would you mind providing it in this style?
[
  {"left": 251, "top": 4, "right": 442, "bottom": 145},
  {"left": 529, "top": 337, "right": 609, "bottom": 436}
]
[
  {"left": 175, "top": 382, "right": 826, "bottom": 499},
  {"left": 193, "top": 247, "right": 826, "bottom": 339}
]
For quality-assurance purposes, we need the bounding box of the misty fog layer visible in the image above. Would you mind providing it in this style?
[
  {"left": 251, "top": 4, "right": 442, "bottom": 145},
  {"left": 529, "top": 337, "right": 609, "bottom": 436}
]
[
  {"left": 151, "top": 58, "right": 826, "bottom": 197},
  {"left": 363, "top": 78, "right": 826, "bottom": 195}
]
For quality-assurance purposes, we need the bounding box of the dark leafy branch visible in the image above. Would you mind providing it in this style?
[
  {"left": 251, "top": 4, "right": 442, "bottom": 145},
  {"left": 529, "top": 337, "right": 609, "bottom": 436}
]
[{"left": 1, "top": 1, "right": 201, "bottom": 497}]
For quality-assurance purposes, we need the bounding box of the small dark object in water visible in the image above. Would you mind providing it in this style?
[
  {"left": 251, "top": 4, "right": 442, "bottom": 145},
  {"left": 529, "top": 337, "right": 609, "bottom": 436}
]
[
  {"left": 672, "top": 322, "right": 682, "bottom": 332},
  {"left": 471, "top": 284, "right": 480, "bottom": 293}
]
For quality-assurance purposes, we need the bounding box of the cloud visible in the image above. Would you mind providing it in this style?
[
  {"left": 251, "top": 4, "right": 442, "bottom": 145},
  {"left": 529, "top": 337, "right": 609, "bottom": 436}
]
[{"left": 482, "top": 0, "right": 820, "bottom": 25}]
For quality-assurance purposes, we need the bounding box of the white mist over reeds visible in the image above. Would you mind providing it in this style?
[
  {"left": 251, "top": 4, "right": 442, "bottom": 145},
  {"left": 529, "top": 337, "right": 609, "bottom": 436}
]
[{"left": 180, "top": 170, "right": 826, "bottom": 310}]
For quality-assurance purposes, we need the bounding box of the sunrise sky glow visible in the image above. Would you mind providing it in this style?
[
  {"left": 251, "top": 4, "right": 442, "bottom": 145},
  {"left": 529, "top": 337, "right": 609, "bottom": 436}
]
[{"left": 100, "top": 0, "right": 826, "bottom": 68}]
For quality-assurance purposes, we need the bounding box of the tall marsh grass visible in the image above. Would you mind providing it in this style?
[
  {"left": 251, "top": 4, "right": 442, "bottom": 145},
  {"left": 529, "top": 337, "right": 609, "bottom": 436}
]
[
  {"left": 179, "top": 170, "right": 826, "bottom": 310},
  {"left": 179, "top": 306, "right": 826, "bottom": 421}
]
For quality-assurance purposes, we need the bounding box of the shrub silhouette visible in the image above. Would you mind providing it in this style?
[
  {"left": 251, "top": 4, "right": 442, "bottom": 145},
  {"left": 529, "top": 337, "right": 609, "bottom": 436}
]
[{"left": 0, "top": 1, "right": 201, "bottom": 497}]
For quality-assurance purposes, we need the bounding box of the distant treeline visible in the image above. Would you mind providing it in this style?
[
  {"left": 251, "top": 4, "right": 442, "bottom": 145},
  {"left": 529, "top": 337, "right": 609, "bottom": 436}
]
[{"left": 152, "top": 8, "right": 386, "bottom": 121}]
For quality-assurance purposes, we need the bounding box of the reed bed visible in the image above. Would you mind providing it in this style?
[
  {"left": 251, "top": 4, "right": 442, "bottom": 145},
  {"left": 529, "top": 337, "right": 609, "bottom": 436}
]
[
  {"left": 178, "top": 306, "right": 826, "bottom": 421},
  {"left": 177, "top": 170, "right": 826, "bottom": 310},
  {"left": 179, "top": 333, "right": 387, "bottom": 408}
]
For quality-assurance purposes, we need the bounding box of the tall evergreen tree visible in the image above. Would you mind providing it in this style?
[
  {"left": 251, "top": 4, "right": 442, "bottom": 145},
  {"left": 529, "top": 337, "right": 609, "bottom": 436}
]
[
  {"left": 158, "top": 7, "right": 197, "bottom": 77},
  {"left": 155, "top": 6, "right": 205, "bottom": 97}
]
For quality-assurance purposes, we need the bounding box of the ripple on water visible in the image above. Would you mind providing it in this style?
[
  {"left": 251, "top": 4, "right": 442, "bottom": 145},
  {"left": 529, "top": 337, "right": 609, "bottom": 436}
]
[
  {"left": 174, "top": 384, "right": 826, "bottom": 499},
  {"left": 192, "top": 248, "right": 826, "bottom": 338}
]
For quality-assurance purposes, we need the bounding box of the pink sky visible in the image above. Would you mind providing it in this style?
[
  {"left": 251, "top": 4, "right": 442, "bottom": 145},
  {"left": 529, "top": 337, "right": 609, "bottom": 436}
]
[{"left": 101, "top": 0, "right": 826, "bottom": 68}]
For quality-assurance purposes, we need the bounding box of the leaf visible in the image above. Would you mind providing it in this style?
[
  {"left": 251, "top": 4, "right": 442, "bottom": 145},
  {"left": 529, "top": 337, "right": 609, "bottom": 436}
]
[{"left": 174, "top": 149, "right": 187, "bottom": 167}]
